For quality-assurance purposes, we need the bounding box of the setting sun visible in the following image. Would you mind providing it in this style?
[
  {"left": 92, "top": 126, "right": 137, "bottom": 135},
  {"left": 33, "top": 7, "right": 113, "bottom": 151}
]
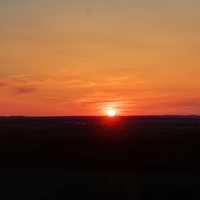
[{"left": 106, "top": 109, "right": 117, "bottom": 117}]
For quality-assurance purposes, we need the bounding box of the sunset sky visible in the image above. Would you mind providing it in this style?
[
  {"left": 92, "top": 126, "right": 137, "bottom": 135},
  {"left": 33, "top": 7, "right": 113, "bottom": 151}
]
[{"left": 0, "top": 0, "right": 200, "bottom": 116}]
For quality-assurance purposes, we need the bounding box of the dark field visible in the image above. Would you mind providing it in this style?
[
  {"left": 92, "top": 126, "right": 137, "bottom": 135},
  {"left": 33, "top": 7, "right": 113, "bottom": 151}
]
[{"left": 0, "top": 116, "right": 200, "bottom": 199}]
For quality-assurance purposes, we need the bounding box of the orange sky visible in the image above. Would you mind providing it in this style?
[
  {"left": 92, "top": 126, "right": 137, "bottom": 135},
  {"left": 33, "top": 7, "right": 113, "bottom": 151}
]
[{"left": 0, "top": 0, "right": 200, "bottom": 115}]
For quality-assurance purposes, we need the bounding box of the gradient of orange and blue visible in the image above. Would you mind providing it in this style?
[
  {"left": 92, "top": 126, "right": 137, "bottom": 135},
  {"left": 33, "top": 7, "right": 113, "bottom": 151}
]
[{"left": 0, "top": 0, "right": 200, "bottom": 116}]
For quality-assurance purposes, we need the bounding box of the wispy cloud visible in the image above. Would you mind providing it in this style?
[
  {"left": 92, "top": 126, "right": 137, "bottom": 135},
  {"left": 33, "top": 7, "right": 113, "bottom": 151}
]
[
  {"left": 14, "top": 86, "right": 36, "bottom": 94},
  {"left": 0, "top": 75, "right": 40, "bottom": 95},
  {"left": 1, "top": 71, "right": 200, "bottom": 115}
]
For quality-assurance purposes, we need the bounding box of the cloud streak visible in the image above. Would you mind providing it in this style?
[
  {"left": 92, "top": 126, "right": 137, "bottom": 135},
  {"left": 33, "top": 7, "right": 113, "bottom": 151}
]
[
  {"left": 0, "top": 71, "right": 200, "bottom": 115},
  {"left": 14, "top": 86, "right": 37, "bottom": 94}
]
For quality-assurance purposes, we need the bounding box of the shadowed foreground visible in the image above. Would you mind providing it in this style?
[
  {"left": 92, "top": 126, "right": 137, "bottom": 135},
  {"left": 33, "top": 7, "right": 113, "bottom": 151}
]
[{"left": 0, "top": 116, "right": 199, "bottom": 199}]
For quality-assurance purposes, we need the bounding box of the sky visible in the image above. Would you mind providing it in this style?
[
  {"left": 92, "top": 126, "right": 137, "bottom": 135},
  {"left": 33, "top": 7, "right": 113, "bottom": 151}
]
[{"left": 0, "top": 0, "right": 200, "bottom": 116}]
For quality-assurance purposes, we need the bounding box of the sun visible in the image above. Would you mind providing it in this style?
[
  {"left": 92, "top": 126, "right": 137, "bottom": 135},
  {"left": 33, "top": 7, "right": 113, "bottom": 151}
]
[{"left": 106, "top": 108, "right": 117, "bottom": 117}]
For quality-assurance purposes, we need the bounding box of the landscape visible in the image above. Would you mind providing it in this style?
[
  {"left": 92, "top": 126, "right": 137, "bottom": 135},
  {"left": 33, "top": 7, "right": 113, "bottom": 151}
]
[
  {"left": 0, "top": 116, "right": 199, "bottom": 199},
  {"left": 1, "top": 0, "right": 200, "bottom": 199}
]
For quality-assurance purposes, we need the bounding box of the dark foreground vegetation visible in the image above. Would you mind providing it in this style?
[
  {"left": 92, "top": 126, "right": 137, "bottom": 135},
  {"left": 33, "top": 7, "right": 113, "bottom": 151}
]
[{"left": 0, "top": 116, "right": 199, "bottom": 199}]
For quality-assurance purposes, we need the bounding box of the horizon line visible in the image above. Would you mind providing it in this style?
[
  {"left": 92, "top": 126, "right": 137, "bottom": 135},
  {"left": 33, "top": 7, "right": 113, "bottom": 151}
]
[{"left": 0, "top": 114, "right": 200, "bottom": 118}]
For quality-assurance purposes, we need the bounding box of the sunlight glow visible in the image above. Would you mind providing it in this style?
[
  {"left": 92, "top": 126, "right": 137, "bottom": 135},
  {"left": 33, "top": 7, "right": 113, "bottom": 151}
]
[{"left": 106, "top": 108, "right": 117, "bottom": 117}]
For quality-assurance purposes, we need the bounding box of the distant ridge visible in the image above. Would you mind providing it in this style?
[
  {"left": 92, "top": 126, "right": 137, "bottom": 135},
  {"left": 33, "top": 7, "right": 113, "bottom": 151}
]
[{"left": 0, "top": 115, "right": 200, "bottom": 119}]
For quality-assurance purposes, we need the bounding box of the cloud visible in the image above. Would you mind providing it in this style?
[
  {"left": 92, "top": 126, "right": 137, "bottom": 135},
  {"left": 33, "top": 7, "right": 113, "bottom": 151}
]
[
  {"left": 14, "top": 86, "right": 37, "bottom": 94},
  {"left": 0, "top": 75, "right": 41, "bottom": 95}
]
